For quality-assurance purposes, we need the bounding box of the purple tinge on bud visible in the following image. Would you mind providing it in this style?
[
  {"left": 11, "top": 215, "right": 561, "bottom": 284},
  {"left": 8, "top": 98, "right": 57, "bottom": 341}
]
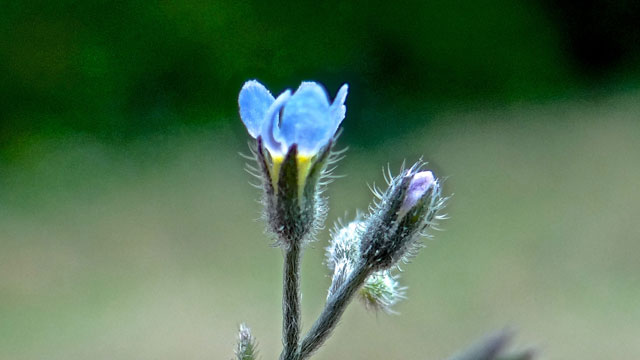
[{"left": 401, "top": 171, "right": 435, "bottom": 211}]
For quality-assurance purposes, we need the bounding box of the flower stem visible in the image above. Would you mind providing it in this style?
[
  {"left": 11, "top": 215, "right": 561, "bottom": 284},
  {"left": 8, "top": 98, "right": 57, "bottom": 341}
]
[
  {"left": 297, "top": 263, "right": 371, "bottom": 360},
  {"left": 280, "top": 240, "right": 302, "bottom": 360}
]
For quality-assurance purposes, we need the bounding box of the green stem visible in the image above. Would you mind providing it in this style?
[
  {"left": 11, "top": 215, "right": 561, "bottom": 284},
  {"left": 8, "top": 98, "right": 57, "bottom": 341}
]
[
  {"left": 280, "top": 240, "right": 302, "bottom": 360},
  {"left": 297, "top": 263, "right": 371, "bottom": 360}
]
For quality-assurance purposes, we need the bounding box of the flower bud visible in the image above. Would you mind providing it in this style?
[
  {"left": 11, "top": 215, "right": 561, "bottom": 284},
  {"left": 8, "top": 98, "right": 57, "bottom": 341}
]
[
  {"left": 326, "top": 220, "right": 363, "bottom": 298},
  {"left": 359, "top": 270, "right": 406, "bottom": 313},
  {"left": 326, "top": 219, "right": 407, "bottom": 313},
  {"left": 360, "top": 163, "right": 446, "bottom": 271},
  {"left": 326, "top": 220, "right": 362, "bottom": 271},
  {"left": 234, "top": 323, "right": 258, "bottom": 360}
]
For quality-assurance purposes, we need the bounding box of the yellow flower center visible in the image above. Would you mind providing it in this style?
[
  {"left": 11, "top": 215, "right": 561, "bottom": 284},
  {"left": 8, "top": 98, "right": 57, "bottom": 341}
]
[
  {"left": 296, "top": 155, "right": 313, "bottom": 193},
  {"left": 271, "top": 155, "right": 314, "bottom": 196},
  {"left": 271, "top": 155, "right": 284, "bottom": 189}
]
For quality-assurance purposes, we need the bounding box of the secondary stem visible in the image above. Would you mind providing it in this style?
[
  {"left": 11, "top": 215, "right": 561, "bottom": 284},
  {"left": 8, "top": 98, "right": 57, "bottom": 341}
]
[
  {"left": 297, "top": 263, "right": 371, "bottom": 360},
  {"left": 280, "top": 240, "right": 302, "bottom": 360}
]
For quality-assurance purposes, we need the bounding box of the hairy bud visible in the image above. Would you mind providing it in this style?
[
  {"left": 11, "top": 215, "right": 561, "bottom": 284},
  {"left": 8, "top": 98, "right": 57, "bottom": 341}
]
[
  {"left": 235, "top": 323, "right": 258, "bottom": 360},
  {"left": 360, "top": 163, "right": 447, "bottom": 271},
  {"left": 360, "top": 270, "right": 406, "bottom": 313},
  {"left": 326, "top": 219, "right": 407, "bottom": 313},
  {"left": 326, "top": 220, "right": 363, "bottom": 298}
]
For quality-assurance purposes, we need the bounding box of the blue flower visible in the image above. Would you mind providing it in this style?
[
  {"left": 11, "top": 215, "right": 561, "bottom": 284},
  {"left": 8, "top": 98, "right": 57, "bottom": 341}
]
[
  {"left": 238, "top": 80, "right": 348, "bottom": 158},
  {"left": 239, "top": 80, "right": 349, "bottom": 247}
]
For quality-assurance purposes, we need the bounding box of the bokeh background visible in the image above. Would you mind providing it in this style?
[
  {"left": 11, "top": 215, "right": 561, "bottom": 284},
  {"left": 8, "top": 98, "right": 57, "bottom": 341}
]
[{"left": 1, "top": 1, "right": 640, "bottom": 359}]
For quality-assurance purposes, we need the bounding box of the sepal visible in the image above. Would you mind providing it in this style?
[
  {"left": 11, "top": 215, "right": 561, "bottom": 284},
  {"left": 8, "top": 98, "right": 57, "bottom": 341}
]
[{"left": 254, "top": 138, "right": 337, "bottom": 248}]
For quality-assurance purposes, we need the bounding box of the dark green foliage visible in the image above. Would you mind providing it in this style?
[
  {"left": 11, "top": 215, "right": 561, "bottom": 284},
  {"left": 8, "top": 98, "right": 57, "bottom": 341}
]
[{"left": 5, "top": 0, "right": 629, "bottom": 147}]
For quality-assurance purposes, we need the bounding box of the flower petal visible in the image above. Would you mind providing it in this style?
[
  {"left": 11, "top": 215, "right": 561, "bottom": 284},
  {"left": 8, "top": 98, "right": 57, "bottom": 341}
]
[
  {"left": 238, "top": 80, "right": 275, "bottom": 138},
  {"left": 280, "top": 83, "right": 332, "bottom": 156},
  {"left": 330, "top": 84, "right": 349, "bottom": 129},
  {"left": 401, "top": 171, "right": 435, "bottom": 211},
  {"left": 295, "top": 81, "right": 323, "bottom": 93},
  {"left": 261, "top": 90, "right": 291, "bottom": 156}
]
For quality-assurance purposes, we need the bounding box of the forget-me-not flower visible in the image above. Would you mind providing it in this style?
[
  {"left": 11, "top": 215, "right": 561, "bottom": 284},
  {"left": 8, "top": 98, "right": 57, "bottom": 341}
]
[
  {"left": 239, "top": 80, "right": 348, "bottom": 186},
  {"left": 239, "top": 80, "right": 348, "bottom": 157},
  {"left": 239, "top": 80, "right": 348, "bottom": 247}
]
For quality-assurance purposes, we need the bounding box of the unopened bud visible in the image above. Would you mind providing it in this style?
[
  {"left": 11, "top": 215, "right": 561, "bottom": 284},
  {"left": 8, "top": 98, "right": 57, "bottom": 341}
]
[
  {"left": 360, "top": 163, "right": 446, "bottom": 271},
  {"left": 359, "top": 270, "right": 406, "bottom": 313},
  {"left": 326, "top": 220, "right": 363, "bottom": 299},
  {"left": 326, "top": 219, "right": 407, "bottom": 313},
  {"left": 235, "top": 323, "right": 258, "bottom": 360}
]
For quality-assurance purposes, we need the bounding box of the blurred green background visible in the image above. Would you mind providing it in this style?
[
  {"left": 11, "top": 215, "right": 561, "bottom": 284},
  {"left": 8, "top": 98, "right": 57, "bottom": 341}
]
[{"left": 1, "top": 1, "right": 640, "bottom": 359}]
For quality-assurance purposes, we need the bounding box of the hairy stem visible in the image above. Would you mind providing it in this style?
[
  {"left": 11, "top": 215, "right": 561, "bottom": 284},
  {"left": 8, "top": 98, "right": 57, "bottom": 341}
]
[
  {"left": 280, "top": 240, "right": 302, "bottom": 360},
  {"left": 297, "top": 263, "right": 371, "bottom": 360}
]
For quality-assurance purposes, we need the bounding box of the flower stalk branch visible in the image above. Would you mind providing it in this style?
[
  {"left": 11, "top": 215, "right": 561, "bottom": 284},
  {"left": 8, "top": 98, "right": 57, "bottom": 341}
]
[{"left": 298, "top": 262, "right": 371, "bottom": 360}]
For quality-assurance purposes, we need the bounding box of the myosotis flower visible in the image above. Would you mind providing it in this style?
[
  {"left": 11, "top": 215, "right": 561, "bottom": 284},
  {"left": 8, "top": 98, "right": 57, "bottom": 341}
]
[
  {"left": 239, "top": 80, "right": 348, "bottom": 248},
  {"left": 239, "top": 80, "right": 348, "bottom": 157},
  {"left": 238, "top": 80, "right": 349, "bottom": 360},
  {"left": 239, "top": 80, "right": 348, "bottom": 190}
]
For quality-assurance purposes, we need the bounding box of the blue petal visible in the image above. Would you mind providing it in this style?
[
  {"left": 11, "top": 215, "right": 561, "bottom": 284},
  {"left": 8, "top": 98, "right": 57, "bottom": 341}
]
[
  {"left": 280, "top": 83, "right": 332, "bottom": 156},
  {"left": 238, "top": 80, "right": 274, "bottom": 138},
  {"left": 295, "top": 81, "right": 323, "bottom": 93},
  {"left": 261, "top": 90, "right": 291, "bottom": 157},
  {"left": 330, "top": 84, "right": 349, "bottom": 129}
]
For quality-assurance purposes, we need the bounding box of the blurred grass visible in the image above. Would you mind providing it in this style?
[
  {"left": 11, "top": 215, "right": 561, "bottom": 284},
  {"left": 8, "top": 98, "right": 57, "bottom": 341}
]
[{"left": 1, "top": 91, "right": 640, "bottom": 360}]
